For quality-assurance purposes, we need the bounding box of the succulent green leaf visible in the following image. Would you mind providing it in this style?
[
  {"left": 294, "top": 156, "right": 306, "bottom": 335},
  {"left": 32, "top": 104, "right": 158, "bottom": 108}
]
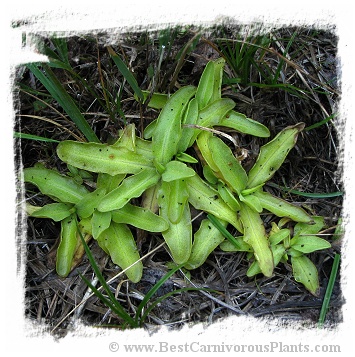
[
  {"left": 96, "top": 222, "right": 143, "bottom": 283},
  {"left": 57, "top": 141, "right": 154, "bottom": 175},
  {"left": 184, "top": 218, "right": 226, "bottom": 270},
  {"left": 290, "top": 235, "right": 331, "bottom": 253},
  {"left": 241, "top": 183, "right": 265, "bottom": 196},
  {"left": 195, "top": 60, "right": 214, "bottom": 110},
  {"left": 96, "top": 173, "right": 126, "bottom": 192},
  {"left": 176, "top": 152, "right": 198, "bottom": 164},
  {"left": 291, "top": 255, "right": 319, "bottom": 295},
  {"left": 239, "top": 202, "right": 274, "bottom": 277},
  {"left": 186, "top": 174, "right": 243, "bottom": 233},
  {"left": 196, "top": 131, "right": 219, "bottom": 172},
  {"left": 166, "top": 179, "right": 189, "bottom": 224},
  {"left": 195, "top": 57, "right": 225, "bottom": 110},
  {"left": 78, "top": 217, "right": 93, "bottom": 235},
  {"left": 158, "top": 185, "right": 192, "bottom": 264},
  {"left": 23, "top": 164, "right": 89, "bottom": 204},
  {"left": 143, "top": 119, "right": 157, "bottom": 139},
  {"left": 161, "top": 160, "right": 196, "bottom": 182},
  {"left": 56, "top": 214, "right": 78, "bottom": 277},
  {"left": 197, "top": 98, "right": 235, "bottom": 128},
  {"left": 112, "top": 123, "right": 136, "bottom": 151},
  {"left": 253, "top": 190, "right": 312, "bottom": 223},
  {"left": 219, "top": 237, "right": 253, "bottom": 252},
  {"left": 141, "top": 182, "right": 160, "bottom": 214},
  {"left": 208, "top": 135, "right": 248, "bottom": 195},
  {"left": 203, "top": 164, "right": 219, "bottom": 185},
  {"left": 98, "top": 169, "right": 160, "bottom": 212},
  {"left": 178, "top": 98, "right": 199, "bottom": 153},
  {"left": 26, "top": 202, "right": 74, "bottom": 222},
  {"left": 210, "top": 57, "right": 225, "bottom": 103},
  {"left": 111, "top": 203, "right": 169, "bottom": 232},
  {"left": 269, "top": 228, "right": 290, "bottom": 246},
  {"left": 152, "top": 85, "right": 196, "bottom": 165},
  {"left": 135, "top": 137, "right": 155, "bottom": 160},
  {"left": 217, "top": 183, "right": 241, "bottom": 211},
  {"left": 138, "top": 90, "right": 168, "bottom": 109},
  {"left": 75, "top": 187, "right": 107, "bottom": 218},
  {"left": 92, "top": 210, "right": 112, "bottom": 240},
  {"left": 293, "top": 216, "right": 325, "bottom": 237},
  {"left": 247, "top": 244, "right": 286, "bottom": 277},
  {"left": 219, "top": 110, "right": 270, "bottom": 138},
  {"left": 239, "top": 193, "right": 262, "bottom": 213},
  {"left": 247, "top": 123, "right": 305, "bottom": 189},
  {"left": 287, "top": 247, "right": 304, "bottom": 257}
]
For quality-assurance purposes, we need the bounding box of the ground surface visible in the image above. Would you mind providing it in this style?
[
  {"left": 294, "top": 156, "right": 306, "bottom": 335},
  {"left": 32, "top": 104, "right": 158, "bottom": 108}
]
[{"left": 15, "top": 25, "right": 343, "bottom": 337}]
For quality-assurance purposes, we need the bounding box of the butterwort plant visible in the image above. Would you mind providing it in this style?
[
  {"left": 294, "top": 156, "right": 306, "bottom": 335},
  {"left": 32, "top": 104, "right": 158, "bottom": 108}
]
[{"left": 22, "top": 57, "right": 331, "bottom": 295}]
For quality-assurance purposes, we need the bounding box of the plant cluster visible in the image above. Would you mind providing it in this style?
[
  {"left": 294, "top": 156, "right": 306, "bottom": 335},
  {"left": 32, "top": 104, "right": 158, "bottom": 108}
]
[{"left": 22, "top": 58, "right": 331, "bottom": 295}]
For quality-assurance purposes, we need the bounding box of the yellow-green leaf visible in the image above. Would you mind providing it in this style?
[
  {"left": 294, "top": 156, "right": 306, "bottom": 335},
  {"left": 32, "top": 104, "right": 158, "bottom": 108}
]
[
  {"left": 290, "top": 235, "right": 331, "bottom": 253},
  {"left": 291, "top": 255, "right": 319, "bottom": 295},
  {"left": 247, "top": 123, "right": 305, "bottom": 189},
  {"left": 239, "top": 202, "right": 274, "bottom": 277}
]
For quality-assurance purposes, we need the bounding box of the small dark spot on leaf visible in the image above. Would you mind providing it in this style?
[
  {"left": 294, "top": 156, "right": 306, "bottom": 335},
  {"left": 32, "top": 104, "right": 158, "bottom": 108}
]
[{"left": 109, "top": 154, "right": 115, "bottom": 159}]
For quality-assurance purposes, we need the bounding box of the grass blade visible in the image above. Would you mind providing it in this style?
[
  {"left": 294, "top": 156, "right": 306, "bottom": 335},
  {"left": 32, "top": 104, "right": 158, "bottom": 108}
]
[
  {"left": 207, "top": 214, "right": 243, "bottom": 250},
  {"left": 107, "top": 46, "right": 144, "bottom": 101},
  {"left": 26, "top": 63, "right": 100, "bottom": 143},
  {"left": 304, "top": 113, "right": 336, "bottom": 131},
  {"left": 140, "top": 287, "right": 211, "bottom": 324},
  {"left": 76, "top": 219, "right": 137, "bottom": 327},
  {"left": 135, "top": 263, "right": 184, "bottom": 325},
  {"left": 14, "top": 132, "right": 60, "bottom": 143},
  {"left": 79, "top": 274, "right": 132, "bottom": 328},
  {"left": 318, "top": 253, "right": 341, "bottom": 327},
  {"left": 272, "top": 31, "right": 298, "bottom": 85},
  {"left": 267, "top": 182, "right": 343, "bottom": 198}
]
